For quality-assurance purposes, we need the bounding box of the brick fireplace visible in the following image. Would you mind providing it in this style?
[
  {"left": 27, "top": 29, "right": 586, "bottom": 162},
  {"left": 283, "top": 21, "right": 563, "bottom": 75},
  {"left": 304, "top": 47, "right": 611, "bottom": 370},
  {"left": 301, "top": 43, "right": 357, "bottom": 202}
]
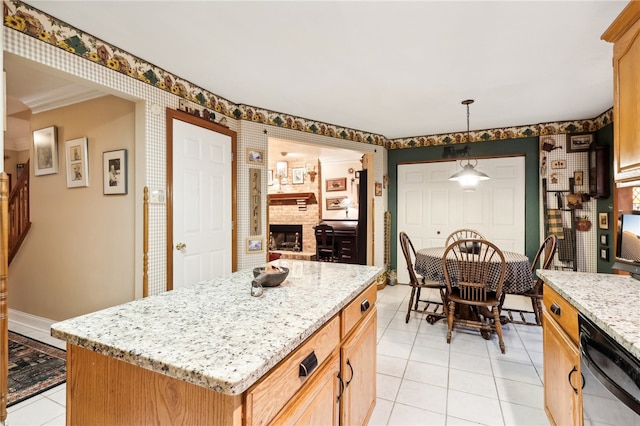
[{"left": 269, "top": 224, "right": 303, "bottom": 251}]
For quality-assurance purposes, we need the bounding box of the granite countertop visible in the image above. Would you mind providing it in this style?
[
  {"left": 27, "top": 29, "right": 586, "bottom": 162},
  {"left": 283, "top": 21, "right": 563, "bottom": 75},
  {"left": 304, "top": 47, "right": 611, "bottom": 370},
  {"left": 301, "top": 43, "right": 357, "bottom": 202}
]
[
  {"left": 537, "top": 270, "right": 640, "bottom": 360},
  {"left": 51, "top": 260, "right": 383, "bottom": 395}
]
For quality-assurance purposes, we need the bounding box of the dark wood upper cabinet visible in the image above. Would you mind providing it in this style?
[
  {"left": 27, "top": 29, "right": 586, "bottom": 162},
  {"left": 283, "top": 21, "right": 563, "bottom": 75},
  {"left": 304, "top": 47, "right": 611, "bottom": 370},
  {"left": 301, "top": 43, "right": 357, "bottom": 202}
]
[{"left": 589, "top": 144, "right": 610, "bottom": 199}]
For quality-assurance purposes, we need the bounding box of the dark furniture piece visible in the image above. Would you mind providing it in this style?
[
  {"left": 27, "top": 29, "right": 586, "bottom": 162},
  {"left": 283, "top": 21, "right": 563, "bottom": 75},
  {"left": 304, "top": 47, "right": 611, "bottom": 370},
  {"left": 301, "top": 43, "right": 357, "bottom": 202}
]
[
  {"left": 399, "top": 231, "right": 448, "bottom": 324},
  {"left": 589, "top": 144, "right": 610, "bottom": 199},
  {"left": 520, "top": 234, "right": 558, "bottom": 325},
  {"left": 314, "top": 223, "right": 337, "bottom": 262},
  {"left": 315, "top": 220, "right": 360, "bottom": 264}
]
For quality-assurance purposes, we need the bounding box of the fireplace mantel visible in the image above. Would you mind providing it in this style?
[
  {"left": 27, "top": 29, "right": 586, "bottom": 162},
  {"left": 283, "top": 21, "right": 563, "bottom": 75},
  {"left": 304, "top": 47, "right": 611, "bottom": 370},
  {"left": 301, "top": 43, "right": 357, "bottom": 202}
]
[{"left": 268, "top": 192, "right": 317, "bottom": 205}]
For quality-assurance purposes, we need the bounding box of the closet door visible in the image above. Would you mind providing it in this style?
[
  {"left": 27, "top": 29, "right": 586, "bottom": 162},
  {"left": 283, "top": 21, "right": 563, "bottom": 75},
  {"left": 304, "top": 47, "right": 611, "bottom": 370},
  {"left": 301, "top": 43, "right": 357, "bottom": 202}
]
[{"left": 396, "top": 157, "right": 525, "bottom": 284}]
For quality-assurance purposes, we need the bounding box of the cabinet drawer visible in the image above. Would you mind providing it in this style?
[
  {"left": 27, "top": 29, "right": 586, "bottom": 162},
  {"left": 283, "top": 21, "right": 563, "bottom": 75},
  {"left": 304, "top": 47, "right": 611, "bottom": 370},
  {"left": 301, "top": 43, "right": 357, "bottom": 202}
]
[
  {"left": 341, "top": 283, "right": 377, "bottom": 338},
  {"left": 245, "top": 315, "right": 340, "bottom": 426},
  {"left": 543, "top": 284, "right": 579, "bottom": 345}
]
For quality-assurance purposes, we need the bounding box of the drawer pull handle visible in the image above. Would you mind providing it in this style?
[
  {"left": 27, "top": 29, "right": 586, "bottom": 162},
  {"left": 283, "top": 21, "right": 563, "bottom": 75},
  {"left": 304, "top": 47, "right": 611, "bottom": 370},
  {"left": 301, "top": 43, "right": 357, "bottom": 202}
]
[
  {"left": 550, "top": 302, "right": 562, "bottom": 316},
  {"left": 299, "top": 351, "right": 318, "bottom": 377},
  {"left": 360, "top": 299, "right": 370, "bottom": 312}
]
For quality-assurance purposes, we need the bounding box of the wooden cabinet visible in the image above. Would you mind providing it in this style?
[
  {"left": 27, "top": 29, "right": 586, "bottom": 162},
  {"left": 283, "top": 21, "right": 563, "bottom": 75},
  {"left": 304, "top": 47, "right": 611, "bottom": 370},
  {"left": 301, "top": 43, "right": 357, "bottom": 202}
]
[
  {"left": 340, "top": 309, "right": 377, "bottom": 426},
  {"left": 248, "top": 282, "right": 378, "bottom": 426},
  {"left": 602, "top": 2, "right": 640, "bottom": 184},
  {"left": 542, "top": 284, "right": 582, "bottom": 426}
]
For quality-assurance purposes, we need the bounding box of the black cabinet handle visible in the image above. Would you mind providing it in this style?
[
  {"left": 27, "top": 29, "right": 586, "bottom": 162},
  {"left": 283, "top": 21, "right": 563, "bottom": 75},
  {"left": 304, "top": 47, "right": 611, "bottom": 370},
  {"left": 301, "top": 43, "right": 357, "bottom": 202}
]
[
  {"left": 550, "top": 302, "right": 562, "bottom": 316},
  {"left": 299, "top": 351, "right": 318, "bottom": 377},
  {"left": 568, "top": 365, "right": 579, "bottom": 394},
  {"left": 360, "top": 299, "right": 370, "bottom": 312},
  {"left": 336, "top": 371, "right": 345, "bottom": 402},
  {"left": 345, "top": 359, "right": 354, "bottom": 387}
]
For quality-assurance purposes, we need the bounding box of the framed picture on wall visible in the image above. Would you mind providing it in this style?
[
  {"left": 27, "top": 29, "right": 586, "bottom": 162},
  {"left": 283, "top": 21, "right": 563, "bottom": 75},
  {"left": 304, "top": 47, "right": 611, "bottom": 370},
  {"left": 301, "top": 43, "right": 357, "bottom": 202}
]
[
  {"left": 326, "top": 196, "right": 348, "bottom": 210},
  {"left": 33, "top": 126, "right": 59, "bottom": 176},
  {"left": 567, "top": 133, "right": 594, "bottom": 153},
  {"left": 65, "top": 137, "right": 89, "bottom": 188},
  {"left": 246, "top": 148, "right": 264, "bottom": 165},
  {"left": 247, "top": 238, "right": 264, "bottom": 253},
  {"left": 292, "top": 167, "right": 305, "bottom": 184},
  {"left": 326, "top": 177, "right": 347, "bottom": 192},
  {"left": 103, "top": 149, "right": 128, "bottom": 195},
  {"left": 598, "top": 212, "right": 609, "bottom": 230}
]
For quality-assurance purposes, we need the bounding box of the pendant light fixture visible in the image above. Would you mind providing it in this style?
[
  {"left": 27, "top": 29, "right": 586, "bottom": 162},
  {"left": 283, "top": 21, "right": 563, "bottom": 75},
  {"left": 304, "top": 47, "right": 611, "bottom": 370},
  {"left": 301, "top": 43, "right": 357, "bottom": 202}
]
[{"left": 448, "top": 99, "right": 489, "bottom": 191}]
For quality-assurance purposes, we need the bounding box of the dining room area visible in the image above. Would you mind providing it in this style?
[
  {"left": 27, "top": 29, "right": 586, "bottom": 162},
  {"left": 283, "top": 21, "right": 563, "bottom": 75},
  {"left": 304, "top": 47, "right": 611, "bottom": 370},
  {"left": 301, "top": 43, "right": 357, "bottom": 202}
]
[
  {"left": 398, "top": 226, "right": 555, "bottom": 350},
  {"left": 364, "top": 227, "right": 554, "bottom": 424}
]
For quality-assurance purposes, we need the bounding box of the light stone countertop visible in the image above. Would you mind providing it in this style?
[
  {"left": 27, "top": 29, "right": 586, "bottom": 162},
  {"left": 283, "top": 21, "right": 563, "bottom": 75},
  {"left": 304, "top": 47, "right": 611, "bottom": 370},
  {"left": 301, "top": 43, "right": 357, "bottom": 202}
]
[
  {"left": 51, "top": 260, "right": 383, "bottom": 395},
  {"left": 537, "top": 270, "right": 640, "bottom": 360}
]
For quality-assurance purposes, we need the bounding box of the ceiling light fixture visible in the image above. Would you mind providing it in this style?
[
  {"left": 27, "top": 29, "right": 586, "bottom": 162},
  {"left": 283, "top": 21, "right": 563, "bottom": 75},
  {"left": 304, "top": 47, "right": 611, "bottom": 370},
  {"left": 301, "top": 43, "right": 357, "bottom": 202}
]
[{"left": 448, "top": 99, "right": 489, "bottom": 192}]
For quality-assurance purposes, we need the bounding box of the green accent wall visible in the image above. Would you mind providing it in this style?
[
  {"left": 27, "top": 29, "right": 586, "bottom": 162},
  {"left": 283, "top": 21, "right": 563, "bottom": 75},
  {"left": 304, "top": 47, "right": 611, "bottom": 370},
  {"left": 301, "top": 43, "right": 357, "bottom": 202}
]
[
  {"left": 595, "top": 124, "right": 614, "bottom": 273},
  {"left": 388, "top": 138, "right": 540, "bottom": 271}
]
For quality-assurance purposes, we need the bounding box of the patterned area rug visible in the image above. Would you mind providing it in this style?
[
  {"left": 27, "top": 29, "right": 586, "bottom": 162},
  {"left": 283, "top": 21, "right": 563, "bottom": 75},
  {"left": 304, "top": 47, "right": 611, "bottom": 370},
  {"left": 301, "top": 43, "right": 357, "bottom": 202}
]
[{"left": 8, "top": 331, "right": 66, "bottom": 407}]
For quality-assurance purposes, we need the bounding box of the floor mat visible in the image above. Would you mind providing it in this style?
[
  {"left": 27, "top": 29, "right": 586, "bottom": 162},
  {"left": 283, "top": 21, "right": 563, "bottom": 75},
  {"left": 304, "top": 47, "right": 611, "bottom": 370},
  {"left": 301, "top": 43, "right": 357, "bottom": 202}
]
[{"left": 7, "top": 331, "right": 66, "bottom": 407}]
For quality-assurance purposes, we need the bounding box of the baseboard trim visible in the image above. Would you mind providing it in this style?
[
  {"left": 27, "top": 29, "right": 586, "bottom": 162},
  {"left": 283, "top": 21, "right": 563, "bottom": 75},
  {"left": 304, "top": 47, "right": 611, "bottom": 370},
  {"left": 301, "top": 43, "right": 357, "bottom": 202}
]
[{"left": 8, "top": 309, "right": 56, "bottom": 334}]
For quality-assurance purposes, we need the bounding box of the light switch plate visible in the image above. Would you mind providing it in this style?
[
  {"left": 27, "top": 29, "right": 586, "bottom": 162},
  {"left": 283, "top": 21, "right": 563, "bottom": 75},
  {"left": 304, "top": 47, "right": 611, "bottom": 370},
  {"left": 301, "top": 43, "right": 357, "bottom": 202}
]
[{"left": 551, "top": 160, "right": 567, "bottom": 169}]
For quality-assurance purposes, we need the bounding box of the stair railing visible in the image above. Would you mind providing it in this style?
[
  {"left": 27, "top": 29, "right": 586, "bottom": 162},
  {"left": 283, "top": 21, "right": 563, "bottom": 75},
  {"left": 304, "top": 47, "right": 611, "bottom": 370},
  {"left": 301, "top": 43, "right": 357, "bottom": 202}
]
[{"left": 8, "top": 160, "right": 31, "bottom": 264}]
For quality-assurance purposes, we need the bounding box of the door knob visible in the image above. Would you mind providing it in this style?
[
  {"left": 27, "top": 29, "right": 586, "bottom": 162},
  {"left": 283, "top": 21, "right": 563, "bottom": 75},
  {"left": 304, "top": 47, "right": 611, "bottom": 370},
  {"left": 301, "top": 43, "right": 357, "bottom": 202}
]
[{"left": 176, "top": 242, "right": 186, "bottom": 251}]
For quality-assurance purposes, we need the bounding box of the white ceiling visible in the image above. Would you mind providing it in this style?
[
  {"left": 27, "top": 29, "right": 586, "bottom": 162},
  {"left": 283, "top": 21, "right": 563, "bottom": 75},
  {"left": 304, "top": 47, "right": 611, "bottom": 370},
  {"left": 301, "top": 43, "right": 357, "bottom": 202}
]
[{"left": 6, "top": 1, "right": 628, "bottom": 149}]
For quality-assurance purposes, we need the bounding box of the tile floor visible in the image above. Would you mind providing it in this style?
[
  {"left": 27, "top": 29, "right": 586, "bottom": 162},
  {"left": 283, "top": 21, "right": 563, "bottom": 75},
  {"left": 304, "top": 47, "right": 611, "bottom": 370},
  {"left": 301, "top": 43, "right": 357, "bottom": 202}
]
[{"left": 5, "top": 284, "right": 549, "bottom": 426}]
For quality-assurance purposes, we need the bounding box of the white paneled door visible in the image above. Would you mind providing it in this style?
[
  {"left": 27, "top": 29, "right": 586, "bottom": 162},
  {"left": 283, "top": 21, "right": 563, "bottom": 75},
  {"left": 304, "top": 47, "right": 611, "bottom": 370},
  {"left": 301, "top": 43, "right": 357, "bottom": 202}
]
[
  {"left": 396, "top": 157, "right": 525, "bottom": 284},
  {"left": 173, "top": 119, "right": 232, "bottom": 289}
]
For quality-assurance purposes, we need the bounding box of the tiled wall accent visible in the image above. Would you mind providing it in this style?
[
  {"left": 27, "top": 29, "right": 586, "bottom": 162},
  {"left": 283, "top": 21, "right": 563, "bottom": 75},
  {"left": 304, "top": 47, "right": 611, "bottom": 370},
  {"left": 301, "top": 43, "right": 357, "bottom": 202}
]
[{"left": 540, "top": 134, "right": 597, "bottom": 273}]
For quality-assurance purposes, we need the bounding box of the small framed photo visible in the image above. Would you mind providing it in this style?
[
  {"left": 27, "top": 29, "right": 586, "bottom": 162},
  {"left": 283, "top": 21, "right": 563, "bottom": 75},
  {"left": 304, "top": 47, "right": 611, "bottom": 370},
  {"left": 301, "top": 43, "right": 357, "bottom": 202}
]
[
  {"left": 600, "top": 248, "right": 609, "bottom": 261},
  {"left": 268, "top": 170, "right": 274, "bottom": 186},
  {"left": 326, "top": 177, "right": 347, "bottom": 192},
  {"left": 375, "top": 181, "right": 382, "bottom": 196},
  {"left": 567, "top": 133, "right": 594, "bottom": 153},
  {"left": 326, "top": 196, "right": 348, "bottom": 210},
  {"left": 573, "top": 171, "right": 584, "bottom": 186},
  {"left": 247, "top": 238, "right": 264, "bottom": 253},
  {"left": 600, "top": 234, "right": 608, "bottom": 246},
  {"left": 598, "top": 212, "right": 609, "bottom": 230},
  {"left": 33, "top": 126, "right": 59, "bottom": 176},
  {"left": 103, "top": 149, "right": 128, "bottom": 195},
  {"left": 276, "top": 161, "right": 288, "bottom": 179},
  {"left": 65, "top": 137, "right": 89, "bottom": 188},
  {"left": 292, "top": 167, "right": 305, "bottom": 184},
  {"left": 246, "top": 148, "right": 264, "bottom": 165}
]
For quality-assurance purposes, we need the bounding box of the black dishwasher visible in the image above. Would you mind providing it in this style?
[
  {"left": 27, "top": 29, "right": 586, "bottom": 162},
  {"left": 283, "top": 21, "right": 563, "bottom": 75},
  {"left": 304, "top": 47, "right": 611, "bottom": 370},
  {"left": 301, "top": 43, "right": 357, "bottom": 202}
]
[{"left": 579, "top": 313, "right": 640, "bottom": 425}]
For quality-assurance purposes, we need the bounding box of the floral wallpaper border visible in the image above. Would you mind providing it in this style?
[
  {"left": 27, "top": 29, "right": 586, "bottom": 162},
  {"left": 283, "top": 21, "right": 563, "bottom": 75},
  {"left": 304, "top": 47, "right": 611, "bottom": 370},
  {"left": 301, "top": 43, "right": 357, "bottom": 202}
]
[{"left": 4, "top": 0, "right": 612, "bottom": 151}]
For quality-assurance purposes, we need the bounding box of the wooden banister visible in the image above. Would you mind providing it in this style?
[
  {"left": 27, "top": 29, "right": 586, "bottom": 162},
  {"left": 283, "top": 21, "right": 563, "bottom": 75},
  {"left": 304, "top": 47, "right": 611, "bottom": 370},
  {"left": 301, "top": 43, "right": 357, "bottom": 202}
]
[{"left": 8, "top": 160, "right": 31, "bottom": 264}]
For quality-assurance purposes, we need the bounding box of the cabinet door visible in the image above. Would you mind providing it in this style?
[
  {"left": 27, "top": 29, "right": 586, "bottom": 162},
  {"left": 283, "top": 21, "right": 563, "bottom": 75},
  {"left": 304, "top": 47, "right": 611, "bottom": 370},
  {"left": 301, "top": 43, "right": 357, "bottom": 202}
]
[
  {"left": 611, "top": 11, "right": 640, "bottom": 183},
  {"left": 542, "top": 311, "right": 582, "bottom": 426},
  {"left": 340, "top": 308, "right": 377, "bottom": 426},
  {"left": 270, "top": 354, "right": 340, "bottom": 426}
]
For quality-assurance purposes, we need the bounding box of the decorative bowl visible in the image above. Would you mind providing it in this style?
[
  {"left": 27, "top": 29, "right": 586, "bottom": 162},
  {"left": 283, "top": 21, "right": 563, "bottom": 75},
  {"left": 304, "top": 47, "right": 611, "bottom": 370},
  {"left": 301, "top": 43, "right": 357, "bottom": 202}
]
[{"left": 252, "top": 266, "right": 290, "bottom": 287}]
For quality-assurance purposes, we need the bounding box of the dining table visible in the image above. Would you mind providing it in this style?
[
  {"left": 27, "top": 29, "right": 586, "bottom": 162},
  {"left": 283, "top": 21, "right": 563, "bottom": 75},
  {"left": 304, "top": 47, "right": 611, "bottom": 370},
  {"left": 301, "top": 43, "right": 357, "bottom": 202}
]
[{"left": 414, "top": 246, "right": 534, "bottom": 295}]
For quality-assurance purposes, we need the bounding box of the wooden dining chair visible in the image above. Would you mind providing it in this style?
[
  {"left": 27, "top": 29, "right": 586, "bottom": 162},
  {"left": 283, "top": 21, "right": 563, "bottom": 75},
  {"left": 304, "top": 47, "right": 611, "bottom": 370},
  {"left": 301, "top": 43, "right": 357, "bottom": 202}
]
[
  {"left": 442, "top": 238, "right": 507, "bottom": 353},
  {"left": 314, "top": 223, "right": 337, "bottom": 262},
  {"left": 523, "top": 234, "right": 558, "bottom": 325},
  {"left": 445, "top": 229, "right": 486, "bottom": 247},
  {"left": 399, "top": 232, "right": 448, "bottom": 323}
]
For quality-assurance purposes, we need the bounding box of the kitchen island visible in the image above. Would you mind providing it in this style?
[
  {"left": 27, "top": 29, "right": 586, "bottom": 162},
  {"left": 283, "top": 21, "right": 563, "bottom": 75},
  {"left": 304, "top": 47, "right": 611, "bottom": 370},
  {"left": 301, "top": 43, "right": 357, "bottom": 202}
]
[
  {"left": 51, "top": 260, "right": 383, "bottom": 425},
  {"left": 538, "top": 270, "right": 640, "bottom": 359},
  {"left": 538, "top": 270, "right": 640, "bottom": 426}
]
